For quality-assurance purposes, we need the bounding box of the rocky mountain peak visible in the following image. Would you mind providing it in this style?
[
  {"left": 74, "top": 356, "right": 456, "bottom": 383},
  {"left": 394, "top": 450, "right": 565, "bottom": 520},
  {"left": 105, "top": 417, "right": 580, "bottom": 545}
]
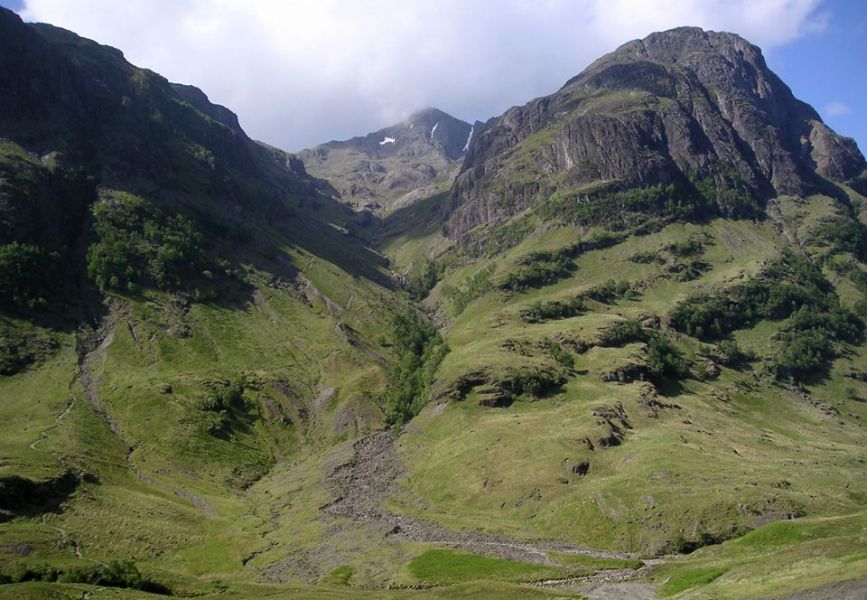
[
  {"left": 298, "top": 108, "right": 472, "bottom": 213},
  {"left": 446, "top": 27, "right": 865, "bottom": 242}
]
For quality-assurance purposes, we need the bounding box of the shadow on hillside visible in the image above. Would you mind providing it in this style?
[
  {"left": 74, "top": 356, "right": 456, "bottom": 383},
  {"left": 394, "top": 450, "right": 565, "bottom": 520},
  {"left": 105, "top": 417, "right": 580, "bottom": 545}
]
[
  {"left": 379, "top": 191, "right": 448, "bottom": 243},
  {"left": 656, "top": 377, "right": 686, "bottom": 397}
]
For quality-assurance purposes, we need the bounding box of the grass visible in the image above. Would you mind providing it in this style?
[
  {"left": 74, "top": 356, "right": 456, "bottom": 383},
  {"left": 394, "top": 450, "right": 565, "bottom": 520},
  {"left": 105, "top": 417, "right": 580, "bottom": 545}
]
[
  {"left": 658, "top": 566, "right": 728, "bottom": 596},
  {"left": 390, "top": 208, "right": 867, "bottom": 562},
  {"left": 0, "top": 580, "right": 579, "bottom": 599},
  {"left": 2, "top": 174, "right": 866, "bottom": 600},
  {"left": 407, "top": 549, "right": 576, "bottom": 585},
  {"left": 321, "top": 564, "right": 354, "bottom": 586},
  {"left": 653, "top": 511, "right": 867, "bottom": 598}
]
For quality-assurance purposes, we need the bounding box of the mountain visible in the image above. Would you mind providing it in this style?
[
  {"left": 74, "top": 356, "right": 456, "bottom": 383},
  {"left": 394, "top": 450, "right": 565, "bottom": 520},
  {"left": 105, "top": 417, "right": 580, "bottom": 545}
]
[
  {"left": 0, "top": 6, "right": 415, "bottom": 593},
  {"left": 376, "top": 26, "right": 867, "bottom": 599},
  {"left": 2, "top": 10, "right": 867, "bottom": 600},
  {"left": 298, "top": 108, "right": 474, "bottom": 214},
  {"left": 445, "top": 27, "right": 865, "bottom": 244}
]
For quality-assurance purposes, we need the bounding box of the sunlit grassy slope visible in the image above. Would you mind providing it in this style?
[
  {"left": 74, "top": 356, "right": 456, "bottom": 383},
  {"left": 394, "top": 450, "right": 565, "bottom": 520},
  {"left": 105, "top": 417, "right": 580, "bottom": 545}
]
[
  {"left": 3, "top": 185, "right": 866, "bottom": 599},
  {"left": 379, "top": 184, "right": 867, "bottom": 596}
]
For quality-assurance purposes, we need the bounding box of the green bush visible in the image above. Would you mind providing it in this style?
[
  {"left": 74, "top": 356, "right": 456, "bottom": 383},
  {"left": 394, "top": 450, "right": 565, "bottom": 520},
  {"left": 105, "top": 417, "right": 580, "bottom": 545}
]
[
  {"left": 385, "top": 312, "right": 449, "bottom": 426},
  {"left": 87, "top": 193, "right": 207, "bottom": 292},
  {"left": 665, "top": 237, "right": 705, "bottom": 257},
  {"left": 201, "top": 377, "right": 246, "bottom": 412},
  {"left": 521, "top": 296, "right": 585, "bottom": 323},
  {"left": 406, "top": 259, "right": 442, "bottom": 300},
  {"left": 520, "top": 280, "right": 637, "bottom": 323},
  {"left": 670, "top": 251, "right": 864, "bottom": 381},
  {"left": 442, "top": 265, "right": 494, "bottom": 314},
  {"left": 584, "top": 279, "right": 636, "bottom": 303},
  {"left": 544, "top": 338, "right": 574, "bottom": 369},
  {"left": 0, "top": 242, "right": 60, "bottom": 312},
  {"left": 714, "top": 339, "right": 754, "bottom": 367},
  {"left": 500, "top": 254, "right": 575, "bottom": 291},
  {"left": 541, "top": 183, "right": 690, "bottom": 228},
  {"left": 499, "top": 232, "right": 625, "bottom": 293},
  {"left": 1, "top": 560, "right": 168, "bottom": 594},
  {"left": 630, "top": 250, "right": 664, "bottom": 264},
  {"left": 598, "top": 319, "right": 646, "bottom": 347},
  {"left": 810, "top": 215, "right": 867, "bottom": 260},
  {"left": 645, "top": 335, "right": 688, "bottom": 382}
]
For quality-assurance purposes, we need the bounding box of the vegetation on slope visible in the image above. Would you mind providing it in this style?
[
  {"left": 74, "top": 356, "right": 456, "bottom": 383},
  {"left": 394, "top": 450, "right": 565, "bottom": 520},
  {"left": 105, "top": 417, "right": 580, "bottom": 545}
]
[
  {"left": 670, "top": 250, "right": 863, "bottom": 379},
  {"left": 384, "top": 312, "right": 449, "bottom": 426}
]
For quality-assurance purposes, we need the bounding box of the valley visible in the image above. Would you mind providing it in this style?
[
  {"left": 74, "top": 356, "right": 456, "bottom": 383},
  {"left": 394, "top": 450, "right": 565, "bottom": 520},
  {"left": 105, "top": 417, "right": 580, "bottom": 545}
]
[{"left": 1, "top": 10, "right": 866, "bottom": 599}]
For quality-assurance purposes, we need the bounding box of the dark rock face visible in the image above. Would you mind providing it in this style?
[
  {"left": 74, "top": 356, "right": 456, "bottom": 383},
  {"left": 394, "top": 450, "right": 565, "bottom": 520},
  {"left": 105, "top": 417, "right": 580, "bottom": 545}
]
[
  {"left": 445, "top": 27, "right": 865, "bottom": 241},
  {"left": 0, "top": 8, "right": 321, "bottom": 199}
]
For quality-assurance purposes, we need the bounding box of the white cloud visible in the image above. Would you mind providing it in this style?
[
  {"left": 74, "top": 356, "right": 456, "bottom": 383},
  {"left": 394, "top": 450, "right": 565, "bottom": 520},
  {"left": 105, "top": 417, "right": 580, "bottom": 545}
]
[
  {"left": 19, "top": 0, "right": 825, "bottom": 150},
  {"left": 824, "top": 101, "right": 851, "bottom": 118}
]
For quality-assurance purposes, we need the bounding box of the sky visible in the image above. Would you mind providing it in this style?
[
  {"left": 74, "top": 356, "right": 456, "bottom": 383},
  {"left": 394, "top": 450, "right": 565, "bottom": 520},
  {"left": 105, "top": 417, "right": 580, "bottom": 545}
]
[{"left": 1, "top": 0, "right": 865, "bottom": 154}]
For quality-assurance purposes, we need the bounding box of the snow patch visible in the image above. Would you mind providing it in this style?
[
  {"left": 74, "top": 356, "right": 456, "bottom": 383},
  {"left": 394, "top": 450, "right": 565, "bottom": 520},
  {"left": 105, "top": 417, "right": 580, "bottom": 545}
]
[
  {"left": 462, "top": 126, "right": 474, "bottom": 152},
  {"left": 430, "top": 122, "right": 439, "bottom": 141},
  {"left": 379, "top": 137, "right": 396, "bottom": 146}
]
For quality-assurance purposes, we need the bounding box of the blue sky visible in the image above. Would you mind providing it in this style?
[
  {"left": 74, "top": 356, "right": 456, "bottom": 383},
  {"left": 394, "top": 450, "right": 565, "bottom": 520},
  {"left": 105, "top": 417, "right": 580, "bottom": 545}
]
[
  {"left": 1, "top": 0, "right": 865, "bottom": 155},
  {"left": 763, "top": 1, "right": 866, "bottom": 154}
]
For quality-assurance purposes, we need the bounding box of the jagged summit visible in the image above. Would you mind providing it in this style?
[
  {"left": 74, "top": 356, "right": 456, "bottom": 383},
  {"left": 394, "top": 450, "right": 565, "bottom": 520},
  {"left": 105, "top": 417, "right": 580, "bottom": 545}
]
[
  {"left": 447, "top": 26, "right": 865, "bottom": 241},
  {"left": 298, "top": 108, "right": 473, "bottom": 213},
  {"left": 309, "top": 108, "right": 471, "bottom": 160}
]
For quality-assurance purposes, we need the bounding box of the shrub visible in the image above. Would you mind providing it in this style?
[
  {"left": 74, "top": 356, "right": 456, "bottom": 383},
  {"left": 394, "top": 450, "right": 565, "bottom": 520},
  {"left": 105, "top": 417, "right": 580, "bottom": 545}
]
[
  {"left": 0, "top": 242, "right": 60, "bottom": 312},
  {"left": 598, "top": 319, "right": 646, "bottom": 347},
  {"left": 584, "top": 279, "right": 636, "bottom": 303},
  {"left": 500, "top": 254, "right": 575, "bottom": 291},
  {"left": 500, "top": 369, "right": 565, "bottom": 398},
  {"left": 385, "top": 312, "right": 448, "bottom": 426},
  {"left": 442, "top": 265, "right": 494, "bottom": 314},
  {"left": 1, "top": 560, "right": 168, "bottom": 594},
  {"left": 87, "top": 192, "right": 207, "bottom": 292},
  {"left": 810, "top": 215, "right": 867, "bottom": 260},
  {"left": 645, "top": 335, "right": 688, "bottom": 382},
  {"left": 665, "top": 236, "right": 705, "bottom": 257},
  {"left": 520, "top": 280, "right": 637, "bottom": 323},
  {"left": 201, "top": 377, "right": 245, "bottom": 412},
  {"left": 714, "top": 340, "right": 754, "bottom": 367},
  {"left": 500, "top": 232, "right": 626, "bottom": 293},
  {"left": 544, "top": 338, "right": 574, "bottom": 369},
  {"left": 670, "top": 250, "right": 864, "bottom": 381},
  {"left": 521, "top": 297, "right": 585, "bottom": 323},
  {"left": 406, "top": 260, "right": 441, "bottom": 300},
  {"left": 629, "top": 250, "right": 664, "bottom": 264}
]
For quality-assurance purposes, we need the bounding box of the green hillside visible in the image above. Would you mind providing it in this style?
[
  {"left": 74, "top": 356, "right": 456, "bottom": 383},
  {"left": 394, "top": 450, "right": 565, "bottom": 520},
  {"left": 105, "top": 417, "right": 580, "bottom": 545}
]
[{"left": 2, "top": 10, "right": 867, "bottom": 600}]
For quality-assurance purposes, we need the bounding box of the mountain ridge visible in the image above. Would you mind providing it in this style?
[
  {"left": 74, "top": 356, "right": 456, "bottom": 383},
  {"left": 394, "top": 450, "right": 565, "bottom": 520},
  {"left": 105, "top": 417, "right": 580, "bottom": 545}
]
[{"left": 445, "top": 26, "right": 865, "bottom": 242}]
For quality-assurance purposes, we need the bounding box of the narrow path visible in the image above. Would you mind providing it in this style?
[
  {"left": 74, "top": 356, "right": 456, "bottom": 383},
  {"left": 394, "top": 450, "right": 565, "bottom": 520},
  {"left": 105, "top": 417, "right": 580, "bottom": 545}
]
[
  {"left": 41, "top": 516, "right": 106, "bottom": 568},
  {"left": 29, "top": 397, "right": 76, "bottom": 452}
]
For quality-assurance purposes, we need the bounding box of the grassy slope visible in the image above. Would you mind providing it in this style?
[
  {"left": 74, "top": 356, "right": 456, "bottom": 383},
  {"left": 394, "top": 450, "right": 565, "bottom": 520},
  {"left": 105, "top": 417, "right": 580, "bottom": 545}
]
[
  {"left": 379, "top": 182, "right": 867, "bottom": 595},
  {"left": 3, "top": 185, "right": 865, "bottom": 598},
  {"left": 0, "top": 203, "right": 401, "bottom": 588},
  {"left": 0, "top": 207, "right": 582, "bottom": 599}
]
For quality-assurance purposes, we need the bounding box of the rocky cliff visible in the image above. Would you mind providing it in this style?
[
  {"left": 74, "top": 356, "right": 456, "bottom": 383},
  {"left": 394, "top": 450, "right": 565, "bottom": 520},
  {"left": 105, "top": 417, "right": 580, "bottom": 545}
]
[{"left": 445, "top": 27, "right": 865, "bottom": 241}]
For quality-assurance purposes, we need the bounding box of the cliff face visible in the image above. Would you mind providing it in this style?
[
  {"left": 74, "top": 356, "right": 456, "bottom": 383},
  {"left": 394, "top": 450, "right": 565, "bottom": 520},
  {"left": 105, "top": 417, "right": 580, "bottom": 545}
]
[{"left": 445, "top": 27, "right": 865, "bottom": 241}]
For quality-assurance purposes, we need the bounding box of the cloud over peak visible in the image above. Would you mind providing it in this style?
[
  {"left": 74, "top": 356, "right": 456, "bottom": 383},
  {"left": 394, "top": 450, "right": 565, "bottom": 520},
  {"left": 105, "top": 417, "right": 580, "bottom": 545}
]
[{"left": 20, "top": 0, "right": 825, "bottom": 150}]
